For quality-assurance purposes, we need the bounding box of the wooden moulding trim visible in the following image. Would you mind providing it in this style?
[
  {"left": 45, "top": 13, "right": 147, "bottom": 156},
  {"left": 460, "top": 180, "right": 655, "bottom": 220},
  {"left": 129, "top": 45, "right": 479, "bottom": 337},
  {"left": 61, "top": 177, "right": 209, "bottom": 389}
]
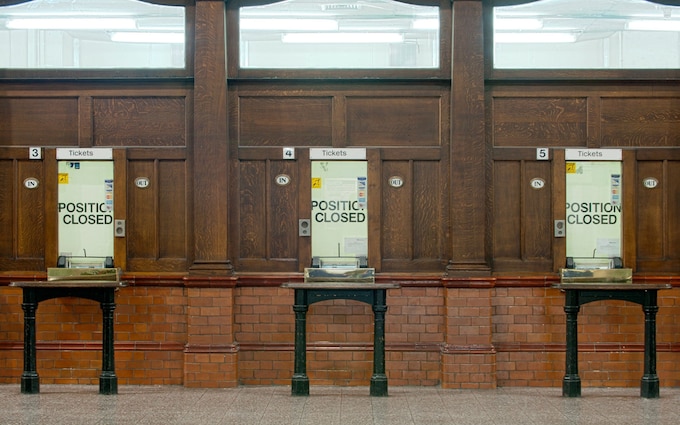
[
  {"left": 183, "top": 275, "right": 238, "bottom": 288},
  {"left": 236, "top": 273, "right": 303, "bottom": 288},
  {"left": 122, "top": 273, "right": 187, "bottom": 287},
  {"left": 442, "top": 277, "right": 495, "bottom": 289},
  {"left": 494, "top": 275, "right": 560, "bottom": 288},
  {"left": 3, "top": 272, "right": 677, "bottom": 289}
]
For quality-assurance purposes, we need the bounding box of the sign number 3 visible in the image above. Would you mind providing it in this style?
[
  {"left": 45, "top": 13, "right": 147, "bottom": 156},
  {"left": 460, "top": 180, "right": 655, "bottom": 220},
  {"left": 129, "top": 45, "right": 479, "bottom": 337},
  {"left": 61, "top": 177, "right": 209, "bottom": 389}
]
[{"left": 29, "top": 147, "right": 42, "bottom": 160}]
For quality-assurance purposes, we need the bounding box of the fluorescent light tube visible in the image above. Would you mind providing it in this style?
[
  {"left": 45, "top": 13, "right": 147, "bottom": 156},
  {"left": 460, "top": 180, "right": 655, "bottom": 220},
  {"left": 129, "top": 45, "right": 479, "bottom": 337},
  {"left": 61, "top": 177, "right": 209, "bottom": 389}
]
[
  {"left": 626, "top": 20, "right": 680, "bottom": 31},
  {"left": 6, "top": 18, "right": 136, "bottom": 30},
  {"left": 110, "top": 32, "right": 184, "bottom": 44},
  {"left": 241, "top": 19, "right": 338, "bottom": 31},
  {"left": 494, "top": 18, "right": 543, "bottom": 31},
  {"left": 495, "top": 32, "right": 577, "bottom": 43},
  {"left": 412, "top": 19, "right": 439, "bottom": 30},
  {"left": 282, "top": 32, "right": 404, "bottom": 43}
]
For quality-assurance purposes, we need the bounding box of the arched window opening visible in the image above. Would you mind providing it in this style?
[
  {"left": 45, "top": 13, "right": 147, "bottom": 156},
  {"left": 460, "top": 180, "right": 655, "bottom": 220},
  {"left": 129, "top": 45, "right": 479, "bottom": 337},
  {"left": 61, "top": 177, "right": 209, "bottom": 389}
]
[
  {"left": 0, "top": 0, "right": 186, "bottom": 69},
  {"left": 239, "top": 0, "right": 440, "bottom": 70},
  {"left": 493, "top": 0, "right": 680, "bottom": 69}
]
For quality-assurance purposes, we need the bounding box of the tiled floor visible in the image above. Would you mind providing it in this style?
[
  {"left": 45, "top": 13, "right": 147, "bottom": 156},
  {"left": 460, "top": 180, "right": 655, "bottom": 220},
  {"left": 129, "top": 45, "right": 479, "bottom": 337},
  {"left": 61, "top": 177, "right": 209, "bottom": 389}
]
[{"left": 1, "top": 384, "right": 680, "bottom": 425}]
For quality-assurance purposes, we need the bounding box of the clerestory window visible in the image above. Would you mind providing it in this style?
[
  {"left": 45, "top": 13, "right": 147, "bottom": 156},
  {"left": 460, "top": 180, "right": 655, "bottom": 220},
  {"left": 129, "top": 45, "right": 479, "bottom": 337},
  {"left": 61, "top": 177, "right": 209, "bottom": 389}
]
[
  {"left": 0, "top": 0, "right": 186, "bottom": 69},
  {"left": 237, "top": 0, "right": 442, "bottom": 71},
  {"left": 493, "top": 0, "right": 680, "bottom": 69}
]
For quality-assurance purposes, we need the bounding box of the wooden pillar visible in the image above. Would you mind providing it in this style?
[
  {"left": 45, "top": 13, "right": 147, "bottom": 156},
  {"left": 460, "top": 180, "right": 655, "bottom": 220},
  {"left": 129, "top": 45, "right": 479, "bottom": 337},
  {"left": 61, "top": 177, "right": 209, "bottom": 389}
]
[
  {"left": 191, "top": 0, "right": 232, "bottom": 275},
  {"left": 448, "top": 0, "right": 489, "bottom": 276}
]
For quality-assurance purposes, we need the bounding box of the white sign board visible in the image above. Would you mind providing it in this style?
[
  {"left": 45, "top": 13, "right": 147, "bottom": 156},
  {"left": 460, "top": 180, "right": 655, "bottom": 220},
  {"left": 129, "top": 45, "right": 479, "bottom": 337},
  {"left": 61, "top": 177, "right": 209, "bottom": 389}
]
[
  {"left": 565, "top": 149, "right": 622, "bottom": 161},
  {"left": 57, "top": 148, "right": 113, "bottom": 160},
  {"left": 58, "top": 161, "right": 114, "bottom": 258},
  {"left": 310, "top": 148, "right": 366, "bottom": 160},
  {"left": 311, "top": 161, "right": 367, "bottom": 258},
  {"left": 566, "top": 161, "right": 622, "bottom": 259}
]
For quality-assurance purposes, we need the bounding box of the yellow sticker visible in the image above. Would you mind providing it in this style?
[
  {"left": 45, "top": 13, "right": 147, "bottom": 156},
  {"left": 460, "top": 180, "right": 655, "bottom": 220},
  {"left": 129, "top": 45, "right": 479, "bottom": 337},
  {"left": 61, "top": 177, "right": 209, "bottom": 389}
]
[
  {"left": 566, "top": 163, "right": 576, "bottom": 174},
  {"left": 58, "top": 173, "right": 69, "bottom": 184},
  {"left": 311, "top": 177, "right": 322, "bottom": 189}
]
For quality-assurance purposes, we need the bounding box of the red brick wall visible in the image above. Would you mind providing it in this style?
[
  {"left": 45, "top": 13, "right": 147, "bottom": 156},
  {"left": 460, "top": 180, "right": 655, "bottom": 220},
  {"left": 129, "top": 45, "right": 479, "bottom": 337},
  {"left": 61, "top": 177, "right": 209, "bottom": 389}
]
[{"left": 1, "top": 275, "right": 679, "bottom": 389}]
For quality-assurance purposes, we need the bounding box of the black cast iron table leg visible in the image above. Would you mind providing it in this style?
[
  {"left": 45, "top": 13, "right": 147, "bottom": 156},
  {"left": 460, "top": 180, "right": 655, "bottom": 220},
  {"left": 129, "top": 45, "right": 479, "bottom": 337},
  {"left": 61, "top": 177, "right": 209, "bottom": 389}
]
[
  {"left": 562, "top": 290, "right": 581, "bottom": 397},
  {"left": 370, "top": 289, "right": 388, "bottom": 396},
  {"left": 641, "top": 291, "right": 659, "bottom": 398},
  {"left": 291, "top": 289, "right": 310, "bottom": 396},
  {"left": 99, "top": 290, "right": 118, "bottom": 394},
  {"left": 21, "top": 288, "right": 40, "bottom": 394}
]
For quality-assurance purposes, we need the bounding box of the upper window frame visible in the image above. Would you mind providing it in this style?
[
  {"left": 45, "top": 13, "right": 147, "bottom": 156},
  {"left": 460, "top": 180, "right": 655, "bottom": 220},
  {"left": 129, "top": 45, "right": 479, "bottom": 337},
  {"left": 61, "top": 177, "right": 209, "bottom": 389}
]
[
  {"left": 484, "top": 0, "right": 680, "bottom": 81},
  {"left": 0, "top": 0, "right": 194, "bottom": 80},
  {"left": 227, "top": 0, "right": 451, "bottom": 80}
]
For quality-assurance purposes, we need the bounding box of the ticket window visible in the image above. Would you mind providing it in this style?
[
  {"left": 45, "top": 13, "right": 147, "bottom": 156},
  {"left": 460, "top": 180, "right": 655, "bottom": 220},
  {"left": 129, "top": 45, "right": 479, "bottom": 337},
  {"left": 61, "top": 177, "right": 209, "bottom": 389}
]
[
  {"left": 57, "top": 159, "right": 114, "bottom": 268},
  {"left": 565, "top": 159, "right": 622, "bottom": 269},
  {"left": 310, "top": 160, "right": 367, "bottom": 268}
]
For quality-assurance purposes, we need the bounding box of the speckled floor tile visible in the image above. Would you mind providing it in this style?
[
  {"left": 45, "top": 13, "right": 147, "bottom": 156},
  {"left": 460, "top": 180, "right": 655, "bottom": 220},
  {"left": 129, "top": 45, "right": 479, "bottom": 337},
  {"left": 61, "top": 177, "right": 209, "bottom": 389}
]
[{"left": 1, "top": 384, "right": 680, "bottom": 425}]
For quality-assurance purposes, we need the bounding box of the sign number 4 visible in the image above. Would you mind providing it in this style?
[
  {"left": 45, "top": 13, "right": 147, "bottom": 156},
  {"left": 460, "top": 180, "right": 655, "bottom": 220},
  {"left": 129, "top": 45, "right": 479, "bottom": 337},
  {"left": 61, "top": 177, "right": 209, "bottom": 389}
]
[
  {"left": 29, "top": 147, "right": 42, "bottom": 160},
  {"left": 536, "top": 148, "right": 549, "bottom": 160}
]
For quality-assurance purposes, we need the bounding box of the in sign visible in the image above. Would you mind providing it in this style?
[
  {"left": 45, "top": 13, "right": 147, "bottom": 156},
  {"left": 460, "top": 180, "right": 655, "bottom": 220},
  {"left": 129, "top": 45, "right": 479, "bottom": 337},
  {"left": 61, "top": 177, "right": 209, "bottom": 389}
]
[
  {"left": 24, "top": 177, "right": 39, "bottom": 189},
  {"left": 643, "top": 177, "right": 658, "bottom": 189},
  {"left": 388, "top": 176, "right": 404, "bottom": 188},
  {"left": 530, "top": 178, "right": 545, "bottom": 189},
  {"left": 275, "top": 174, "right": 291, "bottom": 186}
]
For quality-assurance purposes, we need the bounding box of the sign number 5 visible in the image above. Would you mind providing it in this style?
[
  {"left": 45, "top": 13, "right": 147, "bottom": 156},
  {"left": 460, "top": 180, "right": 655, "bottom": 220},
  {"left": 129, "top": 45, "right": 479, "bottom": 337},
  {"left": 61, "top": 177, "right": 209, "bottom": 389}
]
[
  {"left": 536, "top": 148, "right": 549, "bottom": 160},
  {"left": 29, "top": 147, "right": 42, "bottom": 160}
]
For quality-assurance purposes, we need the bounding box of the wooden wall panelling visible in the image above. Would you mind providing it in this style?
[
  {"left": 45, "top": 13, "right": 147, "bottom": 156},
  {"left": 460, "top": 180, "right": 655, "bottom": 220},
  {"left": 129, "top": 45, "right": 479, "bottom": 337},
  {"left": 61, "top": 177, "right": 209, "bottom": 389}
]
[
  {"left": 0, "top": 151, "right": 43, "bottom": 270},
  {"left": 551, "top": 149, "right": 566, "bottom": 272},
  {"left": 380, "top": 157, "right": 448, "bottom": 272},
  {"left": 236, "top": 95, "right": 333, "bottom": 147},
  {"left": 233, "top": 156, "right": 302, "bottom": 272},
  {"left": 231, "top": 82, "right": 449, "bottom": 272},
  {"left": 16, "top": 159, "right": 44, "bottom": 267},
  {"left": 113, "top": 149, "right": 127, "bottom": 271},
  {"left": 43, "top": 149, "right": 58, "bottom": 268},
  {"left": 493, "top": 160, "right": 521, "bottom": 264},
  {"left": 492, "top": 150, "right": 553, "bottom": 273},
  {"left": 0, "top": 97, "right": 78, "bottom": 146},
  {"left": 79, "top": 96, "right": 93, "bottom": 148},
  {"left": 92, "top": 96, "right": 188, "bottom": 147},
  {"left": 635, "top": 149, "right": 680, "bottom": 272},
  {"left": 158, "top": 160, "right": 188, "bottom": 262},
  {"left": 622, "top": 150, "right": 636, "bottom": 270},
  {"left": 345, "top": 96, "right": 441, "bottom": 147},
  {"left": 491, "top": 96, "right": 588, "bottom": 148},
  {"left": 522, "top": 160, "right": 553, "bottom": 265},
  {"left": 381, "top": 160, "right": 412, "bottom": 263},
  {"left": 267, "top": 160, "right": 298, "bottom": 262},
  {"left": 126, "top": 155, "right": 188, "bottom": 272},
  {"left": 127, "top": 160, "right": 157, "bottom": 265},
  {"left": 601, "top": 96, "right": 680, "bottom": 147},
  {"left": 0, "top": 158, "right": 13, "bottom": 263}
]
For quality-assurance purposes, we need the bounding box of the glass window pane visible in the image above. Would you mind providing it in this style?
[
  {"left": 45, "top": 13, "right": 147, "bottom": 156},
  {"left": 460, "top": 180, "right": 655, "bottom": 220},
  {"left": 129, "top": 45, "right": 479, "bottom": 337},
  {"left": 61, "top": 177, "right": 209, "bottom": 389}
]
[
  {"left": 240, "top": 0, "right": 439, "bottom": 69},
  {"left": 0, "top": 0, "right": 185, "bottom": 69},
  {"left": 494, "top": 0, "right": 680, "bottom": 69}
]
